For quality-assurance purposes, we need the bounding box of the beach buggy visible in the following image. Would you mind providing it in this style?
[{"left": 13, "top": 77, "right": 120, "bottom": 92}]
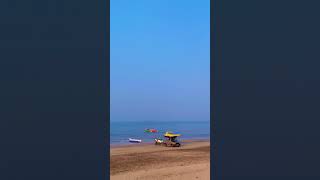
[{"left": 154, "top": 131, "right": 181, "bottom": 147}]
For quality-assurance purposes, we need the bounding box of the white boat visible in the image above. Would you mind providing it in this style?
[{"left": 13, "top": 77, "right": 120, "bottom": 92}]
[{"left": 128, "top": 138, "right": 142, "bottom": 143}]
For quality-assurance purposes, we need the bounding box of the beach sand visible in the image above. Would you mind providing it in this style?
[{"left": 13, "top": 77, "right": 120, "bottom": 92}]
[{"left": 110, "top": 140, "right": 210, "bottom": 180}]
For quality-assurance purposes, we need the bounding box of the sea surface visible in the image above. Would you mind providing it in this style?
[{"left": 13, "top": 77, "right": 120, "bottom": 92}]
[{"left": 110, "top": 121, "right": 210, "bottom": 144}]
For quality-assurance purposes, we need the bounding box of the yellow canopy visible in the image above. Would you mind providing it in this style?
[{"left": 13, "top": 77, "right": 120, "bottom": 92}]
[{"left": 164, "top": 131, "right": 181, "bottom": 137}]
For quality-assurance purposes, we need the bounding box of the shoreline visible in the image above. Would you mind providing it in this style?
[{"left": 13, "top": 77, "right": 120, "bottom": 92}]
[
  {"left": 110, "top": 139, "right": 210, "bottom": 180},
  {"left": 110, "top": 138, "right": 210, "bottom": 148}
]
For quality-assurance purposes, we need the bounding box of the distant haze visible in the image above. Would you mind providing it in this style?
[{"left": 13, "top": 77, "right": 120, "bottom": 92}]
[{"left": 111, "top": 0, "right": 209, "bottom": 122}]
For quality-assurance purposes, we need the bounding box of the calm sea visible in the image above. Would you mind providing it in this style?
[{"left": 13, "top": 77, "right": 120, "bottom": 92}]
[{"left": 110, "top": 121, "right": 210, "bottom": 144}]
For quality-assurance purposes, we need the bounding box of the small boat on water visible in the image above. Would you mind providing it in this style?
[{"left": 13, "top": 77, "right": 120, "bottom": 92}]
[
  {"left": 144, "top": 128, "right": 158, "bottom": 133},
  {"left": 128, "top": 138, "right": 142, "bottom": 143}
]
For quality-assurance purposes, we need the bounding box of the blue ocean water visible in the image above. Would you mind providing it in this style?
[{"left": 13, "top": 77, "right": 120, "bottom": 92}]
[{"left": 110, "top": 121, "right": 210, "bottom": 144}]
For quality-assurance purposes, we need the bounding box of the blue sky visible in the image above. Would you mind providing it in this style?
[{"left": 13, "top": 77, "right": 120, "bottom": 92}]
[{"left": 111, "top": 0, "right": 210, "bottom": 122}]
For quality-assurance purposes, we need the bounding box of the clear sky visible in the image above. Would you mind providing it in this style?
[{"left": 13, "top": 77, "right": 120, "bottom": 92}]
[{"left": 111, "top": 0, "right": 210, "bottom": 122}]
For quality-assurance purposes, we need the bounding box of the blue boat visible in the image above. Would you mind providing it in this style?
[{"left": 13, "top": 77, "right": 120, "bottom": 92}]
[{"left": 128, "top": 138, "right": 142, "bottom": 143}]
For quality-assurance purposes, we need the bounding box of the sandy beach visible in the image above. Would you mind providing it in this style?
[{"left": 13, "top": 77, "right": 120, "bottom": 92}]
[{"left": 110, "top": 140, "right": 210, "bottom": 180}]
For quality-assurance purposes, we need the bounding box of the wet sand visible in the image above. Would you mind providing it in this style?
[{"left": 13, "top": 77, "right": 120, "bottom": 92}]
[{"left": 110, "top": 140, "right": 210, "bottom": 180}]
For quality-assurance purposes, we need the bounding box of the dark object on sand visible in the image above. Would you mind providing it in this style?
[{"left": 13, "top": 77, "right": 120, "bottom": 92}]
[
  {"left": 154, "top": 132, "right": 181, "bottom": 147},
  {"left": 154, "top": 138, "right": 164, "bottom": 145}
]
